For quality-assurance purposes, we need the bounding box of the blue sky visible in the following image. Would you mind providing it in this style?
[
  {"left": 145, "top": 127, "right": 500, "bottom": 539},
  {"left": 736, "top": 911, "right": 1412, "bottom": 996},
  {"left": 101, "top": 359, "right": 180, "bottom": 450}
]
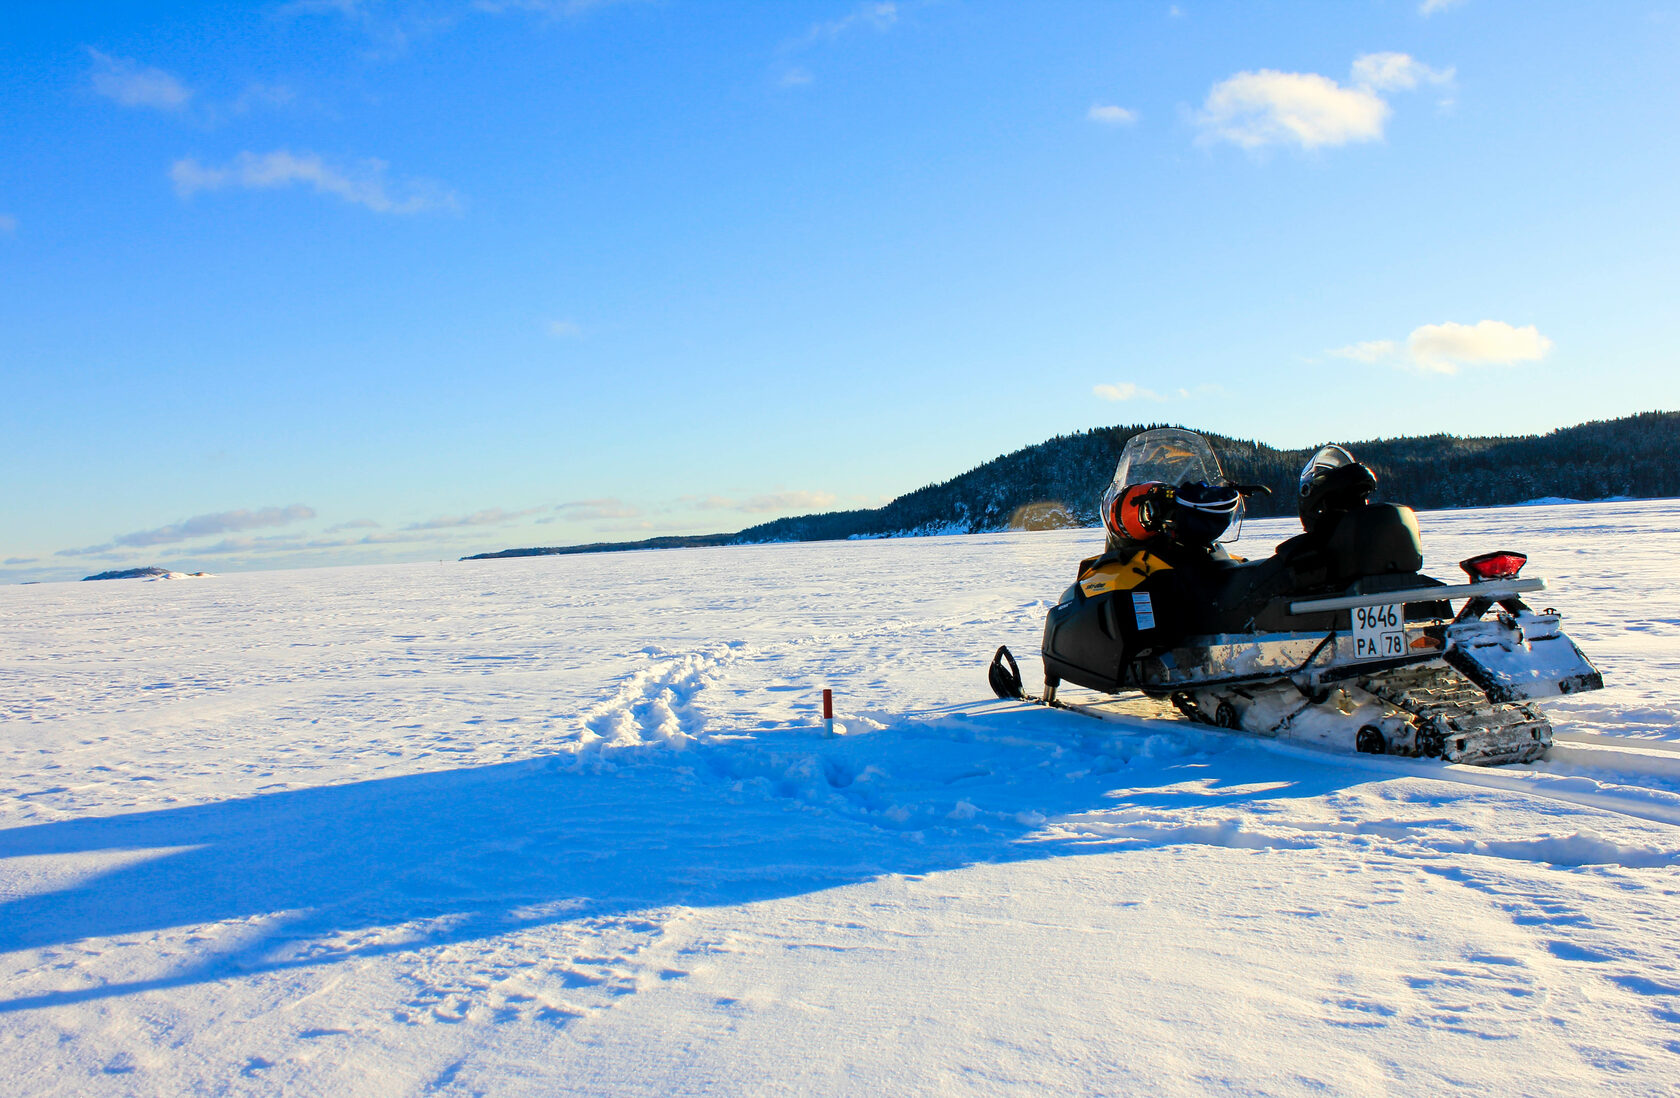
[{"left": 3, "top": 1, "right": 1677, "bottom": 581}]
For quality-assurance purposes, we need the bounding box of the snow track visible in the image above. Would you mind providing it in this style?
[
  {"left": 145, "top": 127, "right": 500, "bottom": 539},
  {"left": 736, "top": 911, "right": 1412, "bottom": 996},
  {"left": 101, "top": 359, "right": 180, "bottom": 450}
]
[
  {"left": 2, "top": 500, "right": 1678, "bottom": 1095},
  {"left": 1072, "top": 700, "right": 1680, "bottom": 831}
]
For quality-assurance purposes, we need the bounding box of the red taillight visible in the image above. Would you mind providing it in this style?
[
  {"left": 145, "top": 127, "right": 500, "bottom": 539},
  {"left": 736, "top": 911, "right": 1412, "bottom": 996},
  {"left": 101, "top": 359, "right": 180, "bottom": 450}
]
[{"left": 1460, "top": 551, "right": 1528, "bottom": 581}]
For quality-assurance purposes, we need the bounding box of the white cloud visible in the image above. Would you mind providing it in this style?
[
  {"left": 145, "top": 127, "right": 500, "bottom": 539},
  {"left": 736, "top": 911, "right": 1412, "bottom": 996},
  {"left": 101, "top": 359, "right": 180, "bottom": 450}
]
[
  {"left": 1087, "top": 104, "right": 1138, "bottom": 126},
  {"left": 1093, "top": 382, "right": 1164, "bottom": 402},
  {"left": 88, "top": 49, "right": 192, "bottom": 110},
  {"left": 0, "top": 214, "right": 14, "bottom": 235},
  {"left": 546, "top": 319, "right": 583, "bottom": 338},
  {"left": 1406, "top": 320, "right": 1552, "bottom": 373},
  {"left": 1197, "top": 52, "right": 1451, "bottom": 150},
  {"left": 1198, "top": 69, "right": 1387, "bottom": 149},
  {"left": 1330, "top": 321, "right": 1552, "bottom": 374},
  {"left": 1419, "top": 0, "right": 1466, "bottom": 15},
  {"left": 170, "top": 151, "right": 458, "bottom": 214},
  {"left": 779, "top": 67, "right": 814, "bottom": 87}
]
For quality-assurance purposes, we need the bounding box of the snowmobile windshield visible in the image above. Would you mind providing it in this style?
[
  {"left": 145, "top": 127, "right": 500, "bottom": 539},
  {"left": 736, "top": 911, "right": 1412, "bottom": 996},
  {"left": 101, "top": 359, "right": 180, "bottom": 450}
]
[
  {"left": 1299, "top": 445, "right": 1357, "bottom": 498},
  {"left": 1104, "top": 428, "right": 1244, "bottom": 543}
]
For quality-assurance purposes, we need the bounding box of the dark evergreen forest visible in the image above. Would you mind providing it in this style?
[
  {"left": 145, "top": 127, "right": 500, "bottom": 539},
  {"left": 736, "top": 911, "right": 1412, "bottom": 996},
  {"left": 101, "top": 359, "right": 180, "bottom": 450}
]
[{"left": 465, "top": 411, "right": 1679, "bottom": 559}]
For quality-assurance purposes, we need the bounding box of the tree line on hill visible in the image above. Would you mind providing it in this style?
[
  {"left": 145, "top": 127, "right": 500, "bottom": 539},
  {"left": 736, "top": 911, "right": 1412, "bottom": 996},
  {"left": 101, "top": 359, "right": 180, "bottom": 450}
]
[{"left": 464, "top": 410, "right": 1680, "bottom": 560}]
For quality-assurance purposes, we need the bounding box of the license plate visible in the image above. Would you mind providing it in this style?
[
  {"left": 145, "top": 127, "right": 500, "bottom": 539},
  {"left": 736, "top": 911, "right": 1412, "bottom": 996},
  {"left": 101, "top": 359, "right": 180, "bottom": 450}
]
[{"left": 1351, "top": 603, "right": 1406, "bottom": 660}]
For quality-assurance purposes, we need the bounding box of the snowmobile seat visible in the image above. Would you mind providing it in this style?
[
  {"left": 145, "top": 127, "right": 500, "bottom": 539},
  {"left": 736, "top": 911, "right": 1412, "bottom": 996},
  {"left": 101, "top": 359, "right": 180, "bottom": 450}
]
[
  {"left": 1203, "top": 550, "right": 1323, "bottom": 633},
  {"left": 1322, "top": 503, "right": 1423, "bottom": 584},
  {"left": 1194, "top": 504, "right": 1423, "bottom": 633}
]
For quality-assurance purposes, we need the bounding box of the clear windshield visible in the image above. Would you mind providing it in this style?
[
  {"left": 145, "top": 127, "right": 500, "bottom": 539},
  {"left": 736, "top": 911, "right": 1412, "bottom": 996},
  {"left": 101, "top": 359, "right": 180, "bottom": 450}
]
[
  {"left": 1298, "top": 445, "right": 1356, "bottom": 498},
  {"left": 1111, "top": 428, "right": 1227, "bottom": 490},
  {"left": 1102, "top": 428, "right": 1244, "bottom": 543}
]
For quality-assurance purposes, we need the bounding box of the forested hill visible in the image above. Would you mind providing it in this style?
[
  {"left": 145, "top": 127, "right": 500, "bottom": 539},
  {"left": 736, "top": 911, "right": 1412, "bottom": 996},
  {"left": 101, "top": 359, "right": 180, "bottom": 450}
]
[{"left": 463, "top": 411, "right": 1680, "bottom": 559}]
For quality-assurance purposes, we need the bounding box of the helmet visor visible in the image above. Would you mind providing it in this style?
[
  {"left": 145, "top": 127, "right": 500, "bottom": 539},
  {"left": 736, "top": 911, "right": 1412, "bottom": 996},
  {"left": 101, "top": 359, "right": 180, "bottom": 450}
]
[{"left": 1299, "top": 445, "right": 1357, "bottom": 498}]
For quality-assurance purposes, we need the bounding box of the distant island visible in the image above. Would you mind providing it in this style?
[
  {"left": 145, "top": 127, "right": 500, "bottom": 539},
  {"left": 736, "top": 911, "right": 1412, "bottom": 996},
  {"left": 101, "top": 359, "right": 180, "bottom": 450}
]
[
  {"left": 83, "top": 567, "right": 211, "bottom": 581},
  {"left": 464, "top": 410, "right": 1680, "bottom": 561}
]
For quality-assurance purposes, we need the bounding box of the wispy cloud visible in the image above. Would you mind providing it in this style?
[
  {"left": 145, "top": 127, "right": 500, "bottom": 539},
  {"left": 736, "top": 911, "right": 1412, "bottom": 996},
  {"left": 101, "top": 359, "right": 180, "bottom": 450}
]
[
  {"left": 404, "top": 507, "right": 543, "bottom": 531},
  {"left": 776, "top": 2, "right": 899, "bottom": 86},
  {"left": 205, "top": 83, "right": 298, "bottom": 125},
  {"left": 1093, "top": 382, "right": 1163, "bottom": 402},
  {"left": 1329, "top": 320, "right": 1552, "bottom": 374},
  {"left": 1419, "top": 0, "right": 1466, "bottom": 15},
  {"left": 286, "top": 0, "right": 636, "bottom": 56},
  {"left": 1093, "top": 381, "right": 1221, "bottom": 402},
  {"left": 0, "top": 214, "right": 15, "bottom": 235},
  {"left": 1350, "top": 52, "right": 1454, "bottom": 94},
  {"left": 1197, "top": 52, "right": 1453, "bottom": 150},
  {"left": 171, "top": 151, "right": 460, "bottom": 214},
  {"left": 89, "top": 49, "right": 294, "bottom": 127},
  {"left": 472, "top": 0, "right": 642, "bottom": 15},
  {"left": 546, "top": 318, "right": 584, "bottom": 338},
  {"left": 281, "top": 0, "right": 457, "bottom": 56},
  {"left": 740, "top": 491, "right": 838, "bottom": 514},
  {"left": 55, "top": 504, "right": 317, "bottom": 557},
  {"left": 179, "top": 527, "right": 433, "bottom": 556},
  {"left": 88, "top": 49, "right": 193, "bottom": 110},
  {"left": 324, "top": 518, "right": 381, "bottom": 533},
  {"left": 694, "top": 490, "right": 840, "bottom": 514},
  {"left": 790, "top": 1, "right": 899, "bottom": 48},
  {"left": 553, "top": 498, "right": 641, "bottom": 521},
  {"left": 671, "top": 491, "right": 841, "bottom": 515},
  {"left": 3, "top": 557, "right": 37, "bottom": 566},
  {"left": 1325, "top": 340, "right": 1397, "bottom": 365},
  {"left": 1087, "top": 104, "right": 1138, "bottom": 126}
]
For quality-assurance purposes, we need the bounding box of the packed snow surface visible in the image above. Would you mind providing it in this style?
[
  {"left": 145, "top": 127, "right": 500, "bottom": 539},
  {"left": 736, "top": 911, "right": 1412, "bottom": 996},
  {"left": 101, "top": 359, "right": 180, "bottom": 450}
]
[{"left": 2, "top": 499, "right": 1678, "bottom": 1095}]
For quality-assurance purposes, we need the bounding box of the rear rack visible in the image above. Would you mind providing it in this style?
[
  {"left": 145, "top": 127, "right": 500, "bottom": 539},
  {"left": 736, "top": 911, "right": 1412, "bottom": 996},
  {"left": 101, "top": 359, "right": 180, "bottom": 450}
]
[{"left": 1289, "top": 578, "right": 1545, "bottom": 616}]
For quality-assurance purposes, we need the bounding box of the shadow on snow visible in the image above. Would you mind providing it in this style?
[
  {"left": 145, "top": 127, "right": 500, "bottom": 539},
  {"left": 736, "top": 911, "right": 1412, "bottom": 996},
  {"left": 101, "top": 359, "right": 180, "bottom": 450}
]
[{"left": 0, "top": 705, "right": 1370, "bottom": 1012}]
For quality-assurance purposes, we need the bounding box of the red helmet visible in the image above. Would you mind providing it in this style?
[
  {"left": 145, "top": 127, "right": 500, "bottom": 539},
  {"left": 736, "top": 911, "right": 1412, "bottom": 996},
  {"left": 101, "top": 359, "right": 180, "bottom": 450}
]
[{"left": 1104, "top": 482, "right": 1173, "bottom": 542}]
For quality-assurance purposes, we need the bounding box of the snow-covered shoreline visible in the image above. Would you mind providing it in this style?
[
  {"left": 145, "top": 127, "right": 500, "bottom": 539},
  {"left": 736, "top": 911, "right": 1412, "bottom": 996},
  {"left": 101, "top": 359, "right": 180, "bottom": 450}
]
[{"left": 2, "top": 499, "right": 1677, "bottom": 1094}]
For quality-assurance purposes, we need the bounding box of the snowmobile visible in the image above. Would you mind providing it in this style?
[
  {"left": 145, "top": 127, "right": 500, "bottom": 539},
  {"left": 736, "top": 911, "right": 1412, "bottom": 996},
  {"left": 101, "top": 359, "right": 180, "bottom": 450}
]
[{"left": 987, "top": 428, "right": 1604, "bottom": 766}]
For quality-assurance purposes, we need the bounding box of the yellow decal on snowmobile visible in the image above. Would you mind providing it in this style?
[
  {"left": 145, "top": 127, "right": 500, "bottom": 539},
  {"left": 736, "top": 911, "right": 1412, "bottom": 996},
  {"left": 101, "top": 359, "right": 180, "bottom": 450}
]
[{"left": 1078, "top": 551, "right": 1172, "bottom": 597}]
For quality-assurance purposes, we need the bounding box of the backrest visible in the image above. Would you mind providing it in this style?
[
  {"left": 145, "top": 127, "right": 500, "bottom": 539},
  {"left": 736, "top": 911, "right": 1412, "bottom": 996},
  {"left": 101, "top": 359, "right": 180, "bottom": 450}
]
[{"left": 1324, "top": 504, "right": 1423, "bottom": 583}]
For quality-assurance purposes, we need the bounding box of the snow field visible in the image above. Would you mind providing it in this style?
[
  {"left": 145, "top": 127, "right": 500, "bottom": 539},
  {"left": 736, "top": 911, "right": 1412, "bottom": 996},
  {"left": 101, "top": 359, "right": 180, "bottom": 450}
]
[{"left": 1, "top": 500, "right": 1678, "bottom": 1094}]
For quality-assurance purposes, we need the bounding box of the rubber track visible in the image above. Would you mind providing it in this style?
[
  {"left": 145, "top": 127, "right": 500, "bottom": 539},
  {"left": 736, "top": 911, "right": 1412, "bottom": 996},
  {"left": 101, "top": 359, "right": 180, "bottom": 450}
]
[{"left": 1361, "top": 665, "right": 1552, "bottom": 766}]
